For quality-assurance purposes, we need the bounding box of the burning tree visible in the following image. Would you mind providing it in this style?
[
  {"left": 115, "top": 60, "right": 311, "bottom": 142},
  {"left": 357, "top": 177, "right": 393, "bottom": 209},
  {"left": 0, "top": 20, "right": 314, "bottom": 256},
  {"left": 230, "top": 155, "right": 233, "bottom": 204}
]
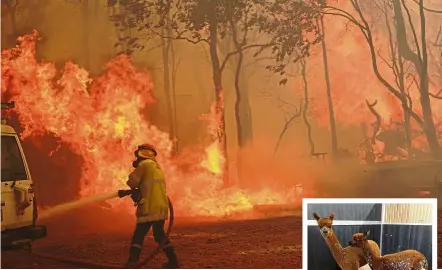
[
  {"left": 109, "top": 1, "right": 182, "bottom": 154},
  {"left": 108, "top": 0, "right": 325, "bottom": 184},
  {"left": 323, "top": 0, "right": 442, "bottom": 159}
]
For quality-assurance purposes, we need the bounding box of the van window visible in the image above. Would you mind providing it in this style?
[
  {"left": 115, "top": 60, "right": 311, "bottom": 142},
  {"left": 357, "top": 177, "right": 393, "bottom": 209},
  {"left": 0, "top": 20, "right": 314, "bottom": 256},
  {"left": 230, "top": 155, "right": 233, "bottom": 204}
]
[{"left": 1, "top": 135, "right": 28, "bottom": 181}]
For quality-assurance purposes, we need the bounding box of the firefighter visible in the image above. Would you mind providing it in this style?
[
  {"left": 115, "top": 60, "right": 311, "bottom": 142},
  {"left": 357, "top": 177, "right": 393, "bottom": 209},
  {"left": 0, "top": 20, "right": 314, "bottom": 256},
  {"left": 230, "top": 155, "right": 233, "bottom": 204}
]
[{"left": 125, "top": 144, "right": 180, "bottom": 269}]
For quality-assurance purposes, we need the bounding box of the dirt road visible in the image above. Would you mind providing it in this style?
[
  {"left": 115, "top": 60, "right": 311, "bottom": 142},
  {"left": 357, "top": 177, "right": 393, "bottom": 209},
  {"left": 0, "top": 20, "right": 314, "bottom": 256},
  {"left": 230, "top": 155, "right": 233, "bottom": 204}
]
[{"left": 1, "top": 206, "right": 302, "bottom": 269}]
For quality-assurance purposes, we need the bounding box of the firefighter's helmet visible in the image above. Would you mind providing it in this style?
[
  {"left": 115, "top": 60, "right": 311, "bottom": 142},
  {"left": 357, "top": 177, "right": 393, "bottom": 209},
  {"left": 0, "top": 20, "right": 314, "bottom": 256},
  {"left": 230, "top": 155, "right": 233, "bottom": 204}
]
[{"left": 135, "top": 144, "right": 157, "bottom": 159}]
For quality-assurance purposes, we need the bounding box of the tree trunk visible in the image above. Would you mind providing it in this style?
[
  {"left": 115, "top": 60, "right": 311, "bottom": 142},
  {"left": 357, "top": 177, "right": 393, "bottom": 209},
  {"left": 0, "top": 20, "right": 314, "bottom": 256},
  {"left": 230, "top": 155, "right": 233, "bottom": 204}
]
[
  {"left": 301, "top": 58, "right": 315, "bottom": 155},
  {"left": 161, "top": 23, "right": 177, "bottom": 154},
  {"left": 234, "top": 52, "right": 245, "bottom": 147},
  {"left": 382, "top": 0, "right": 412, "bottom": 151},
  {"left": 418, "top": 2, "right": 441, "bottom": 159},
  {"left": 220, "top": 29, "right": 254, "bottom": 148},
  {"left": 208, "top": 19, "right": 229, "bottom": 186},
  {"left": 239, "top": 74, "right": 253, "bottom": 144},
  {"left": 273, "top": 122, "right": 291, "bottom": 157},
  {"left": 170, "top": 37, "right": 180, "bottom": 153},
  {"left": 319, "top": 16, "right": 338, "bottom": 157},
  {"left": 235, "top": 66, "right": 254, "bottom": 148},
  {"left": 82, "top": 0, "right": 91, "bottom": 70},
  {"left": 366, "top": 100, "right": 381, "bottom": 144},
  {"left": 393, "top": 0, "right": 442, "bottom": 159},
  {"left": 233, "top": 43, "right": 246, "bottom": 184},
  {"left": 230, "top": 20, "right": 254, "bottom": 184},
  {"left": 397, "top": 56, "right": 412, "bottom": 150},
  {"left": 419, "top": 72, "right": 441, "bottom": 158}
]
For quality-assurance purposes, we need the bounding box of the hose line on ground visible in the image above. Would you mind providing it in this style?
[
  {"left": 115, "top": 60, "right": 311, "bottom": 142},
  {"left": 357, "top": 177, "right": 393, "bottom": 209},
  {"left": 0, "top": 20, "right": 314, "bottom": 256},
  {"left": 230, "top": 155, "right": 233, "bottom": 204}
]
[{"left": 134, "top": 196, "right": 175, "bottom": 268}]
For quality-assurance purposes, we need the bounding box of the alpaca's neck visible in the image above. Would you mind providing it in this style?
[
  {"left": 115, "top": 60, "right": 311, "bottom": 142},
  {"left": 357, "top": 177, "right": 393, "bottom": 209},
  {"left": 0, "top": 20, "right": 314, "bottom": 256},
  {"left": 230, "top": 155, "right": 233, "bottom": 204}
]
[
  {"left": 324, "top": 232, "right": 344, "bottom": 264},
  {"left": 363, "top": 241, "right": 380, "bottom": 266}
]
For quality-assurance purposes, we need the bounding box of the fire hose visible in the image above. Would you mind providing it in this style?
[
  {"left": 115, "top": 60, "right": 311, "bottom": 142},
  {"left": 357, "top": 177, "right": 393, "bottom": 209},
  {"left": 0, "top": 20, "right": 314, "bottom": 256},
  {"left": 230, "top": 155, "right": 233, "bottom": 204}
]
[{"left": 117, "top": 189, "right": 175, "bottom": 269}]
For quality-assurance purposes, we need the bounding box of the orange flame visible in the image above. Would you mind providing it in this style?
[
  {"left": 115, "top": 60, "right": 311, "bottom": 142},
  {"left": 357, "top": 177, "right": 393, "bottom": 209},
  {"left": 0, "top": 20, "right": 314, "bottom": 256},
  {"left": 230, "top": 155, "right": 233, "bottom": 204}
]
[
  {"left": 200, "top": 142, "right": 224, "bottom": 175},
  {"left": 1, "top": 31, "right": 301, "bottom": 217},
  {"left": 295, "top": 2, "right": 442, "bottom": 160}
]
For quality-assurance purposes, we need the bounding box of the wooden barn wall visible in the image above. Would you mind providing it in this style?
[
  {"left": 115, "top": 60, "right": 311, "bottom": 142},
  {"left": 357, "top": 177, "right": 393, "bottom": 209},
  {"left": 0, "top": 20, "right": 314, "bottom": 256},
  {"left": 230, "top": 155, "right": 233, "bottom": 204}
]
[
  {"left": 384, "top": 203, "right": 433, "bottom": 224},
  {"left": 307, "top": 203, "right": 433, "bottom": 270}
]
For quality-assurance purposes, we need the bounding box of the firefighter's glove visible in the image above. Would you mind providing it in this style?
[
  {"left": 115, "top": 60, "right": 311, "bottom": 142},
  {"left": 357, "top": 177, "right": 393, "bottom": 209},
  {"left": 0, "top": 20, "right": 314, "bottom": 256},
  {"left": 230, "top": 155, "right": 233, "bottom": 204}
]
[
  {"left": 118, "top": 189, "right": 133, "bottom": 198},
  {"left": 130, "top": 188, "right": 141, "bottom": 205}
]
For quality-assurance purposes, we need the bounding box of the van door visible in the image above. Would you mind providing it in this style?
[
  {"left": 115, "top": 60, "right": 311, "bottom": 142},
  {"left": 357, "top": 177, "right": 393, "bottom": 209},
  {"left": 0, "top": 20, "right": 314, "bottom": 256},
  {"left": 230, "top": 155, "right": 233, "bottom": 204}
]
[{"left": 1, "top": 134, "right": 34, "bottom": 230}]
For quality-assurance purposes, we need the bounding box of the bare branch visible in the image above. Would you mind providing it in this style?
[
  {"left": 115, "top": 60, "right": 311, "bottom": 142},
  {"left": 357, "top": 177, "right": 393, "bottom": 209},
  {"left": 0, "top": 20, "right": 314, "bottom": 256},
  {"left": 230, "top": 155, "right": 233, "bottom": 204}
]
[
  {"left": 377, "top": 50, "right": 394, "bottom": 69},
  {"left": 273, "top": 99, "right": 303, "bottom": 157},
  {"left": 406, "top": 72, "right": 421, "bottom": 91},
  {"left": 147, "top": 26, "right": 210, "bottom": 45},
  {"left": 323, "top": 6, "right": 368, "bottom": 32},
  {"left": 400, "top": 0, "right": 422, "bottom": 61},
  {"left": 406, "top": 91, "right": 413, "bottom": 111},
  {"left": 382, "top": 2, "right": 402, "bottom": 91},
  {"left": 339, "top": 0, "right": 425, "bottom": 127},
  {"left": 412, "top": 0, "right": 442, "bottom": 13},
  {"left": 429, "top": 89, "right": 442, "bottom": 99},
  {"left": 406, "top": 79, "right": 414, "bottom": 92},
  {"left": 219, "top": 43, "right": 275, "bottom": 73},
  {"left": 366, "top": 99, "right": 381, "bottom": 144}
]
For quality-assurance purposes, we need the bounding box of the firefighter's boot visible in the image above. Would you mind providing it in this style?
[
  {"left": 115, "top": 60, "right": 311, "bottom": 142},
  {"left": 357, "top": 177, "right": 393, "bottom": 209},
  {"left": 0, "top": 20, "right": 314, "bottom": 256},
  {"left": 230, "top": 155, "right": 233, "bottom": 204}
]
[
  {"left": 125, "top": 246, "right": 141, "bottom": 268},
  {"left": 162, "top": 245, "right": 180, "bottom": 269}
]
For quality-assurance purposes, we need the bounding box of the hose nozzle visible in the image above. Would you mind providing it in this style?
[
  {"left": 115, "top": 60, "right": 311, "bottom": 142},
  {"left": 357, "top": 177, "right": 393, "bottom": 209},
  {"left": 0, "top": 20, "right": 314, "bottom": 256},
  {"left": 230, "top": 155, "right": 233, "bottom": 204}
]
[{"left": 117, "top": 189, "right": 133, "bottom": 198}]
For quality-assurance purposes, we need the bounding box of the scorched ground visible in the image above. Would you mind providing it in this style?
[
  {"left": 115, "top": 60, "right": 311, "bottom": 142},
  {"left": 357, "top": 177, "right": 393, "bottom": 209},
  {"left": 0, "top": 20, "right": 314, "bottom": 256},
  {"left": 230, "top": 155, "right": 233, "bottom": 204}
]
[
  {"left": 1, "top": 205, "right": 302, "bottom": 269},
  {"left": 3, "top": 206, "right": 442, "bottom": 268}
]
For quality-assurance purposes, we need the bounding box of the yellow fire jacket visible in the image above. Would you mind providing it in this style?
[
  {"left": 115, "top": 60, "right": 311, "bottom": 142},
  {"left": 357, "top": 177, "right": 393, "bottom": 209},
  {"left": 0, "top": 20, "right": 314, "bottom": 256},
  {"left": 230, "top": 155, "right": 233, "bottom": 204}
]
[{"left": 126, "top": 158, "right": 169, "bottom": 223}]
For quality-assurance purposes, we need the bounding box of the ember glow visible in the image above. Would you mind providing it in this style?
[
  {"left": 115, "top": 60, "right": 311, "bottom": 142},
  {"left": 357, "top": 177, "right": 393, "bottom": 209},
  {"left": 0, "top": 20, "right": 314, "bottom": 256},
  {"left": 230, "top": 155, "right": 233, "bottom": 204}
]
[{"left": 1, "top": 31, "right": 297, "bottom": 217}]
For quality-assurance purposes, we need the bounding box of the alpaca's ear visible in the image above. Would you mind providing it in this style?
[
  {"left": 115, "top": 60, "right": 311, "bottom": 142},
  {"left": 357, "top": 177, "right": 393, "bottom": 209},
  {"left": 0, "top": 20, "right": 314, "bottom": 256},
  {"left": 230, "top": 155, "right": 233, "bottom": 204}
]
[
  {"left": 313, "top": 212, "right": 320, "bottom": 220},
  {"left": 329, "top": 212, "right": 335, "bottom": 220},
  {"left": 364, "top": 230, "right": 371, "bottom": 237}
]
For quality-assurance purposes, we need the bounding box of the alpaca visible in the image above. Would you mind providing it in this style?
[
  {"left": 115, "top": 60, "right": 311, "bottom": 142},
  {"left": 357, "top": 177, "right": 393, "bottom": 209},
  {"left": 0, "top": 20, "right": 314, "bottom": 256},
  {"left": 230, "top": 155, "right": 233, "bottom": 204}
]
[
  {"left": 350, "top": 230, "right": 428, "bottom": 270},
  {"left": 313, "top": 212, "right": 380, "bottom": 270}
]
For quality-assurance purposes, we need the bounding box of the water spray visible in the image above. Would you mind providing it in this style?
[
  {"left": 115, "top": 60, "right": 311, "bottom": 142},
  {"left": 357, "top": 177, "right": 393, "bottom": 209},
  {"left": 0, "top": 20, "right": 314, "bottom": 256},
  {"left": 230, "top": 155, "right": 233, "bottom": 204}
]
[{"left": 38, "top": 191, "right": 120, "bottom": 220}]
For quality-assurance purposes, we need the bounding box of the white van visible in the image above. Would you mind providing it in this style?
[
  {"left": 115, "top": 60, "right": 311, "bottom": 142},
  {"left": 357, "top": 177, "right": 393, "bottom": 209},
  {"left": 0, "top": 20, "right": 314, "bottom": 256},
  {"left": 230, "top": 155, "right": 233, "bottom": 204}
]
[{"left": 1, "top": 101, "right": 46, "bottom": 250}]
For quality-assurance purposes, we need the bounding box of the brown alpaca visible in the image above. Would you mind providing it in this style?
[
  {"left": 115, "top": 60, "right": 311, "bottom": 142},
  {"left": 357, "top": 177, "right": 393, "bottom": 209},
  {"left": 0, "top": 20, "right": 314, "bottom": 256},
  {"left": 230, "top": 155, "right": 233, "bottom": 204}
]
[
  {"left": 350, "top": 231, "right": 428, "bottom": 270},
  {"left": 313, "top": 212, "right": 380, "bottom": 270}
]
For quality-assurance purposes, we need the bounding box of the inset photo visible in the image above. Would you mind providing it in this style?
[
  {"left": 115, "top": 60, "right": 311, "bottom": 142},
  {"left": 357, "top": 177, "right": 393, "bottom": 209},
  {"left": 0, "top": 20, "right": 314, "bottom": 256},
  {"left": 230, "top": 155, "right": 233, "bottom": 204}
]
[{"left": 302, "top": 198, "right": 436, "bottom": 270}]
